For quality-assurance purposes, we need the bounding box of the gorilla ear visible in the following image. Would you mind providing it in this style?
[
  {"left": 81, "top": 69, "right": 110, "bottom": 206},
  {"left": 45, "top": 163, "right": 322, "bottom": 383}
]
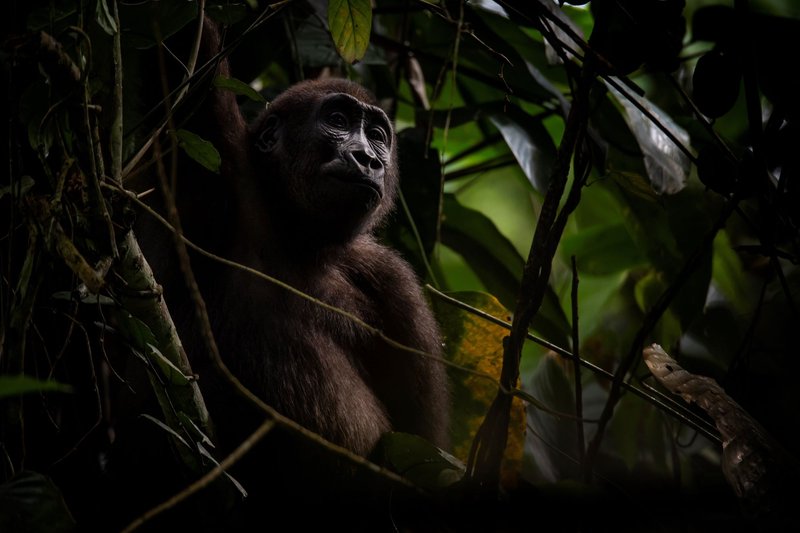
[{"left": 255, "top": 115, "right": 280, "bottom": 153}]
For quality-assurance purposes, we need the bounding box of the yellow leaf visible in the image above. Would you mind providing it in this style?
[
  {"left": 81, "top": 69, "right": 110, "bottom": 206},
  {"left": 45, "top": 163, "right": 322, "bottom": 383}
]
[{"left": 431, "top": 290, "right": 526, "bottom": 488}]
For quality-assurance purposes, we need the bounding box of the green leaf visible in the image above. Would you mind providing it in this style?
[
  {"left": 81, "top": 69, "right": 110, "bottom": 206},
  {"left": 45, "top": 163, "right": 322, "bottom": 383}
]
[
  {"left": 328, "top": 0, "right": 372, "bottom": 64},
  {"left": 177, "top": 411, "right": 215, "bottom": 450},
  {"left": 196, "top": 443, "right": 248, "bottom": 498},
  {"left": 213, "top": 76, "right": 266, "bottom": 103},
  {"left": 560, "top": 222, "right": 645, "bottom": 275},
  {"left": 95, "top": 0, "right": 117, "bottom": 35},
  {"left": 0, "top": 176, "right": 35, "bottom": 200},
  {"left": 0, "top": 472, "right": 76, "bottom": 533},
  {"left": 140, "top": 414, "right": 190, "bottom": 448},
  {"left": 525, "top": 354, "right": 580, "bottom": 482},
  {"left": 607, "top": 84, "right": 692, "bottom": 195},
  {"left": 146, "top": 343, "right": 192, "bottom": 386},
  {"left": 441, "top": 194, "right": 571, "bottom": 346},
  {"left": 51, "top": 291, "right": 115, "bottom": 306},
  {"left": 382, "top": 128, "right": 442, "bottom": 277},
  {"left": 712, "top": 230, "right": 754, "bottom": 314},
  {"left": 441, "top": 195, "right": 524, "bottom": 307},
  {"left": 0, "top": 375, "right": 72, "bottom": 399},
  {"left": 379, "top": 432, "right": 464, "bottom": 491},
  {"left": 486, "top": 105, "right": 557, "bottom": 193},
  {"left": 112, "top": 310, "right": 157, "bottom": 352},
  {"left": 175, "top": 129, "right": 221, "bottom": 173}
]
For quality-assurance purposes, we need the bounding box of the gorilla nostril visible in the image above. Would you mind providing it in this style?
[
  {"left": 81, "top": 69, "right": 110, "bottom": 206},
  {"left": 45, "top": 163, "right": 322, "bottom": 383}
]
[{"left": 352, "top": 149, "right": 380, "bottom": 170}]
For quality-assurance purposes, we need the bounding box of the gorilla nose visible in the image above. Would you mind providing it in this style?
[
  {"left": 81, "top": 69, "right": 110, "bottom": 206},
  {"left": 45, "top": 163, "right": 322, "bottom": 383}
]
[{"left": 350, "top": 148, "right": 383, "bottom": 173}]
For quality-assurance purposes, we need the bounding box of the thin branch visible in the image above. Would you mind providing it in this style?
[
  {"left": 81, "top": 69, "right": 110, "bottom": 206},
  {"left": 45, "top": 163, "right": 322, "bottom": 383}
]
[
  {"left": 398, "top": 191, "right": 439, "bottom": 287},
  {"left": 106, "top": 182, "right": 500, "bottom": 388},
  {"left": 570, "top": 256, "right": 585, "bottom": 466},
  {"left": 426, "top": 287, "right": 722, "bottom": 444},
  {"left": 120, "top": 419, "right": 277, "bottom": 533},
  {"left": 465, "top": 65, "right": 593, "bottom": 491},
  {"left": 122, "top": 1, "right": 291, "bottom": 179},
  {"left": 110, "top": 0, "right": 123, "bottom": 183},
  {"left": 582, "top": 195, "right": 740, "bottom": 480}
]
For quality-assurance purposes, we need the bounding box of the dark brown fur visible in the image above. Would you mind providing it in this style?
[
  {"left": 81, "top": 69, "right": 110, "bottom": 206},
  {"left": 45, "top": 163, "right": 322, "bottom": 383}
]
[{"left": 141, "top": 22, "right": 449, "bottom": 460}]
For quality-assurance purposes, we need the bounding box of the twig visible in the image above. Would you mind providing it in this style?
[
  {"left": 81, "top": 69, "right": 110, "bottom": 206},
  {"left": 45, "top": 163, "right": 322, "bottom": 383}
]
[
  {"left": 121, "top": 1, "right": 291, "bottom": 179},
  {"left": 120, "top": 419, "right": 277, "bottom": 533},
  {"left": 110, "top": 0, "right": 123, "bottom": 183},
  {"left": 398, "top": 191, "right": 439, "bottom": 287},
  {"left": 570, "top": 256, "right": 585, "bottom": 466}
]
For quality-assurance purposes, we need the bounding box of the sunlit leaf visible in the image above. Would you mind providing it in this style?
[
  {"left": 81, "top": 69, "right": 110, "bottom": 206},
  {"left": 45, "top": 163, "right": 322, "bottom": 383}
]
[
  {"left": 441, "top": 194, "right": 524, "bottom": 307},
  {"left": 328, "top": 0, "right": 372, "bottom": 64},
  {"left": 634, "top": 270, "right": 682, "bottom": 347}
]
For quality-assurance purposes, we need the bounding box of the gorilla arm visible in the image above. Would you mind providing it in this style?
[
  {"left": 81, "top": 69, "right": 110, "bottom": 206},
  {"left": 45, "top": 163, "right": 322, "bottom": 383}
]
[{"left": 349, "top": 237, "right": 450, "bottom": 450}]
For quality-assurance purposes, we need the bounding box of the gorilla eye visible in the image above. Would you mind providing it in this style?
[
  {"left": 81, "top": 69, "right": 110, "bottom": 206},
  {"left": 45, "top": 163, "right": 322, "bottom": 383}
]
[
  {"left": 327, "top": 112, "right": 349, "bottom": 129},
  {"left": 367, "top": 127, "right": 387, "bottom": 144}
]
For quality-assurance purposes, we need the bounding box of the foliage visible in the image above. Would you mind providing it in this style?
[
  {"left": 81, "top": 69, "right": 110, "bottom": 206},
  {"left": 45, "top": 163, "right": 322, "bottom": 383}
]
[{"left": 1, "top": 0, "right": 798, "bottom": 530}]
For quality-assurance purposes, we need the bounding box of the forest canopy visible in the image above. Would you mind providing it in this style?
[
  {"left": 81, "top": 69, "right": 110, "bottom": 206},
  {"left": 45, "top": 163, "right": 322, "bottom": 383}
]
[{"left": 1, "top": 0, "right": 799, "bottom": 531}]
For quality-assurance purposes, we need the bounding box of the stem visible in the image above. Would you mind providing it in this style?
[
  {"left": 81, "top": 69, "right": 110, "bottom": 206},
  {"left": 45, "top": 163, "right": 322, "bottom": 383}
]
[{"left": 465, "top": 65, "right": 593, "bottom": 492}]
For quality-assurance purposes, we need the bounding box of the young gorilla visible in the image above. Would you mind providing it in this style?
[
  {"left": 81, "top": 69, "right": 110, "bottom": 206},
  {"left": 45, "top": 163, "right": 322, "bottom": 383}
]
[{"left": 141, "top": 25, "right": 450, "bottom": 470}]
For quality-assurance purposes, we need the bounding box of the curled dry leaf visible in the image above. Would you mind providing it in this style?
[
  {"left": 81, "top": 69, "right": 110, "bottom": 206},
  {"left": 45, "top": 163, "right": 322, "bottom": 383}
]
[{"left": 643, "top": 343, "right": 799, "bottom": 525}]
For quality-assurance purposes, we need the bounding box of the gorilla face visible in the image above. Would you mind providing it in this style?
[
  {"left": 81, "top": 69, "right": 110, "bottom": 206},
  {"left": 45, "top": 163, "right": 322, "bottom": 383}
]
[{"left": 252, "top": 81, "right": 397, "bottom": 241}]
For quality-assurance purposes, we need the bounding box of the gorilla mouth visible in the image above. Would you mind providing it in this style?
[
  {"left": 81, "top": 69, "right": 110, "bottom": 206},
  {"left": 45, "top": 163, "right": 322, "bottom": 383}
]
[{"left": 334, "top": 173, "right": 383, "bottom": 198}]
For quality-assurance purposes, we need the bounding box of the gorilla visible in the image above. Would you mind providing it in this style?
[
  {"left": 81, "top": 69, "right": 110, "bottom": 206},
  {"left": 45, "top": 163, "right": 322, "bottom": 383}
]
[{"left": 137, "top": 22, "right": 450, "bottom": 467}]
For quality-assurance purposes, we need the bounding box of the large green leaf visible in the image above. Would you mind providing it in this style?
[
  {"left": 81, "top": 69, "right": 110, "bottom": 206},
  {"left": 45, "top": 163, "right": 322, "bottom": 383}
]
[
  {"left": 441, "top": 194, "right": 524, "bottom": 308},
  {"left": 607, "top": 84, "right": 692, "bottom": 195},
  {"left": 383, "top": 128, "right": 442, "bottom": 278},
  {"left": 560, "top": 222, "right": 645, "bottom": 275},
  {"left": 525, "top": 355, "right": 580, "bottom": 482},
  {"left": 471, "top": 4, "right": 570, "bottom": 104},
  {"left": 0, "top": 472, "right": 76, "bottom": 533},
  {"left": 486, "top": 105, "right": 557, "bottom": 193},
  {"left": 328, "top": 0, "right": 372, "bottom": 64},
  {"left": 441, "top": 194, "right": 571, "bottom": 346}
]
